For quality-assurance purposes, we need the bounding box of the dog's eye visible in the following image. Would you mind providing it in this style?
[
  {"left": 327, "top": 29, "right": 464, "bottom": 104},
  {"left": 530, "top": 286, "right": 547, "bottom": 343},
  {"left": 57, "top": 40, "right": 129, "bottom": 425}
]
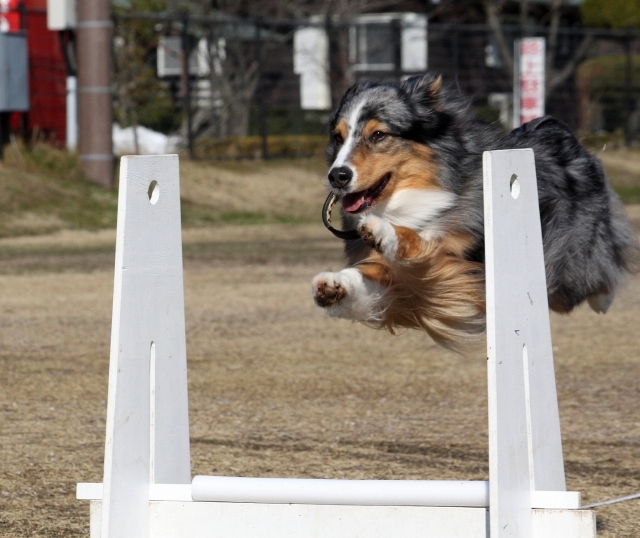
[
  {"left": 370, "top": 131, "right": 387, "bottom": 143},
  {"left": 333, "top": 132, "right": 344, "bottom": 146}
]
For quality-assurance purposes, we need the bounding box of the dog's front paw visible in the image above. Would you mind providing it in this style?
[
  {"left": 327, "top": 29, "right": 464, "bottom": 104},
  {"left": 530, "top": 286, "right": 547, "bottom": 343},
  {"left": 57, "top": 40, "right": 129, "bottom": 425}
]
[
  {"left": 312, "top": 271, "right": 348, "bottom": 308},
  {"left": 357, "top": 215, "right": 398, "bottom": 260},
  {"left": 312, "top": 269, "right": 385, "bottom": 321}
]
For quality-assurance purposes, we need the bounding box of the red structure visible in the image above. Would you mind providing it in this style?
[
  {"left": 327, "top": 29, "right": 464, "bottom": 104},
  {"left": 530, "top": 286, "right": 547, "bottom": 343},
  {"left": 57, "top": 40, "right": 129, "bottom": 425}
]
[
  {"left": 0, "top": 0, "right": 20, "bottom": 30},
  {"left": 2, "top": 0, "right": 68, "bottom": 144}
]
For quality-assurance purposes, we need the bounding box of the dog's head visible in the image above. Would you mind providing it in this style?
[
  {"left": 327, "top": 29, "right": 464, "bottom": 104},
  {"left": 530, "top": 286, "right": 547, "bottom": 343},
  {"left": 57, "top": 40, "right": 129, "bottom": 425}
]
[{"left": 325, "top": 73, "right": 457, "bottom": 225}]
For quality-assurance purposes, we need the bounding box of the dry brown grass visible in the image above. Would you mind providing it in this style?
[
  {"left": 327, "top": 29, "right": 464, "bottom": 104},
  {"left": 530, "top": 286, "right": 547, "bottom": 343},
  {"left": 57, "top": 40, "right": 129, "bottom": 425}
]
[
  {"left": 1, "top": 217, "right": 639, "bottom": 537},
  {"left": 178, "top": 159, "right": 326, "bottom": 225},
  {"left": 0, "top": 145, "right": 327, "bottom": 237},
  {"left": 598, "top": 149, "right": 640, "bottom": 187}
]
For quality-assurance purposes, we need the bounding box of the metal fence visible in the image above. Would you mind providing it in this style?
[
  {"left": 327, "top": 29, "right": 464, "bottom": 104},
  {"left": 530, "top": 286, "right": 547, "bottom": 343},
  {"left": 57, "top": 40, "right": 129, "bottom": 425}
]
[{"left": 112, "top": 11, "right": 640, "bottom": 160}]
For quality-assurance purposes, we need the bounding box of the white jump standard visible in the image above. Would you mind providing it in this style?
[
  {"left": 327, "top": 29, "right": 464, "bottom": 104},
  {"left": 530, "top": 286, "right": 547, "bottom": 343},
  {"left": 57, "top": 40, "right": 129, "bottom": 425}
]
[{"left": 77, "top": 151, "right": 597, "bottom": 537}]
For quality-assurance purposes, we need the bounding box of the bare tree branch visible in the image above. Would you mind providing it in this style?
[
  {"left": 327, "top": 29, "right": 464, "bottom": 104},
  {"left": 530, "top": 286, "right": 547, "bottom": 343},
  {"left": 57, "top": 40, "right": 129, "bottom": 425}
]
[
  {"left": 483, "top": 0, "right": 514, "bottom": 78},
  {"left": 547, "top": 33, "right": 594, "bottom": 95},
  {"left": 485, "top": 0, "right": 593, "bottom": 100},
  {"left": 544, "top": 0, "right": 594, "bottom": 96},
  {"left": 180, "top": 0, "right": 405, "bottom": 138}
]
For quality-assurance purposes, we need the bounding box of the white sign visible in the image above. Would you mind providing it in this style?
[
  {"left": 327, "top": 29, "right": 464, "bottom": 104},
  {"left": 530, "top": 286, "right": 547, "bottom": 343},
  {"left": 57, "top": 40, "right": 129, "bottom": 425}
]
[
  {"left": 401, "top": 13, "right": 428, "bottom": 73},
  {"left": 47, "top": 0, "right": 77, "bottom": 30},
  {"left": 514, "top": 37, "right": 545, "bottom": 127},
  {"left": 293, "top": 26, "right": 331, "bottom": 110}
]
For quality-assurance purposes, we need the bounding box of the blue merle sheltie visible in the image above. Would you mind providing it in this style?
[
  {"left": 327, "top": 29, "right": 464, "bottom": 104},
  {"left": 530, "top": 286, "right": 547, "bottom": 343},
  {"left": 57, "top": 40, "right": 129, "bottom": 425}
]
[{"left": 311, "top": 73, "right": 639, "bottom": 349}]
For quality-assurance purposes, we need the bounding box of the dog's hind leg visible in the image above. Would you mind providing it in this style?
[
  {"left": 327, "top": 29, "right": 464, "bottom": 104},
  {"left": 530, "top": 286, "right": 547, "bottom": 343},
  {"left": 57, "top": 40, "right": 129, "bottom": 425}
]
[
  {"left": 587, "top": 290, "right": 615, "bottom": 314},
  {"left": 312, "top": 262, "right": 391, "bottom": 322}
]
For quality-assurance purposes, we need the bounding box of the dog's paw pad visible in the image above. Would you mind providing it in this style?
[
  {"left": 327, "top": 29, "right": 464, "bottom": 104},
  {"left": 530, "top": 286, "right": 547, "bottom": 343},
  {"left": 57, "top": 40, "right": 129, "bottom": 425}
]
[
  {"left": 357, "top": 224, "right": 377, "bottom": 249},
  {"left": 357, "top": 215, "right": 398, "bottom": 259},
  {"left": 312, "top": 273, "right": 348, "bottom": 307}
]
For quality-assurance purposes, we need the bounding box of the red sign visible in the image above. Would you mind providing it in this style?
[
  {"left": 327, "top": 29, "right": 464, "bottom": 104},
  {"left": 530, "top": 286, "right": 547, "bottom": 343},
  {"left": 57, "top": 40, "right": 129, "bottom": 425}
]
[
  {"left": 517, "top": 38, "right": 545, "bottom": 125},
  {"left": 0, "top": 0, "right": 20, "bottom": 32}
]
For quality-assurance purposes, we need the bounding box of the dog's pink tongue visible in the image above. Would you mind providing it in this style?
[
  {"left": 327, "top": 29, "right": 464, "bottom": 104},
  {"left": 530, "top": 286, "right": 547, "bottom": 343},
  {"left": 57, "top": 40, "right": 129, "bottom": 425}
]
[{"left": 342, "top": 192, "right": 364, "bottom": 213}]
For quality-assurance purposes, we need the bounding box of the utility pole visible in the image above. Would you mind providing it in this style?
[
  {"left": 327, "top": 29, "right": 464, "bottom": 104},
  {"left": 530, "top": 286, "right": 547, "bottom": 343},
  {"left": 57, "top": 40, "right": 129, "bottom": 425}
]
[{"left": 77, "top": 0, "right": 113, "bottom": 188}]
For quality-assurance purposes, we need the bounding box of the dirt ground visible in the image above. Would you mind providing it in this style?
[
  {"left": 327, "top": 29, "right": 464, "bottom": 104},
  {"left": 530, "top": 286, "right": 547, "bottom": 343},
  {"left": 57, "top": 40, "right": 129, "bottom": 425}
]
[{"left": 1, "top": 216, "right": 640, "bottom": 537}]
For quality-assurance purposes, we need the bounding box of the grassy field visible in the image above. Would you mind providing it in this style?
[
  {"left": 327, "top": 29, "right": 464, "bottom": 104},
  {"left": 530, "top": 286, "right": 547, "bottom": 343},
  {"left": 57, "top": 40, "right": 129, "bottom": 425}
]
[
  {"left": 0, "top": 144, "right": 639, "bottom": 536},
  {"left": 1, "top": 141, "right": 639, "bottom": 238},
  {"left": 0, "top": 143, "right": 327, "bottom": 238}
]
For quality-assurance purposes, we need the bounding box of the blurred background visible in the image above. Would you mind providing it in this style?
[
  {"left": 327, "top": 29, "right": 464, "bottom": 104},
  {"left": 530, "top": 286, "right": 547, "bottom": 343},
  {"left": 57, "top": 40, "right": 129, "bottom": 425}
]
[
  {"left": 1, "top": 0, "right": 639, "bottom": 234},
  {"left": 3, "top": 1, "right": 640, "bottom": 181}
]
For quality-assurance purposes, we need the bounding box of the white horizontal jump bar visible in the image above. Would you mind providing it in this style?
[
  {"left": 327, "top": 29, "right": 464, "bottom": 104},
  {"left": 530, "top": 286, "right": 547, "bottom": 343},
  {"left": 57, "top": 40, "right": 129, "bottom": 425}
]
[
  {"left": 77, "top": 479, "right": 581, "bottom": 509},
  {"left": 191, "top": 476, "right": 490, "bottom": 507}
]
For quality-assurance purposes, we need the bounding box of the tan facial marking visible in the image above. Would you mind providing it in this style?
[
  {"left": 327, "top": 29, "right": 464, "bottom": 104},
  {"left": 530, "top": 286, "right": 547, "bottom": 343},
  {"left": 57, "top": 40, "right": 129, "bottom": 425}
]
[
  {"left": 334, "top": 119, "right": 348, "bottom": 143},
  {"left": 392, "top": 142, "right": 441, "bottom": 191},
  {"left": 362, "top": 119, "right": 388, "bottom": 139},
  {"left": 348, "top": 137, "right": 442, "bottom": 201}
]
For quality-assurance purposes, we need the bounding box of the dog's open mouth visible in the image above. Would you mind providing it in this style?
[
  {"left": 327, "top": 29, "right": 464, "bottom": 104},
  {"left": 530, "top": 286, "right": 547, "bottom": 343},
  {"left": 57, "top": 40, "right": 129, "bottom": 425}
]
[{"left": 341, "top": 173, "right": 391, "bottom": 214}]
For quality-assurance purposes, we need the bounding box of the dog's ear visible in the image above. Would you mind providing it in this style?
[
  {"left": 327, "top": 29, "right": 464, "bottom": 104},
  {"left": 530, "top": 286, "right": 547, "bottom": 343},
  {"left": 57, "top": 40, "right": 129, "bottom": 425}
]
[
  {"left": 401, "top": 74, "right": 452, "bottom": 141},
  {"left": 401, "top": 73, "right": 443, "bottom": 109}
]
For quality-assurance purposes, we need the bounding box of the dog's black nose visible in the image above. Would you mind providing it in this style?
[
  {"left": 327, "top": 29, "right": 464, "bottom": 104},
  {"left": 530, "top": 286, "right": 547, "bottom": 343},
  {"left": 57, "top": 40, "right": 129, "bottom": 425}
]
[{"left": 328, "top": 166, "right": 353, "bottom": 189}]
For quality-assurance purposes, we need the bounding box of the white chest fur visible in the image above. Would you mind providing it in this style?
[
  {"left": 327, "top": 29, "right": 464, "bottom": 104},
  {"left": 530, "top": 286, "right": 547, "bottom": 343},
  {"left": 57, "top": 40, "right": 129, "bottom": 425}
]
[{"left": 370, "top": 188, "right": 454, "bottom": 238}]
